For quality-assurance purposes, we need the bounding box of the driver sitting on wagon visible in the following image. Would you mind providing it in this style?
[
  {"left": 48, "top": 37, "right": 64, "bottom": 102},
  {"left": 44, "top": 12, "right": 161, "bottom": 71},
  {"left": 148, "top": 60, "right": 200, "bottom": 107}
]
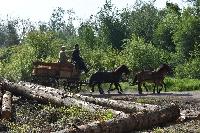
[
  {"left": 59, "top": 45, "right": 69, "bottom": 64},
  {"left": 71, "top": 44, "right": 89, "bottom": 73}
]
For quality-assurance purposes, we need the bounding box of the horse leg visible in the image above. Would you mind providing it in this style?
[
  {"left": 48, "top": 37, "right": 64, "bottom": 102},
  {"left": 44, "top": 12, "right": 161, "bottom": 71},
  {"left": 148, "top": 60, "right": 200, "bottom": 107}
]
[
  {"left": 143, "top": 83, "right": 148, "bottom": 92},
  {"left": 107, "top": 83, "right": 113, "bottom": 94},
  {"left": 162, "top": 81, "right": 167, "bottom": 92},
  {"left": 153, "top": 83, "right": 156, "bottom": 94},
  {"left": 90, "top": 83, "right": 95, "bottom": 93},
  {"left": 115, "top": 83, "right": 122, "bottom": 94},
  {"left": 98, "top": 83, "right": 104, "bottom": 94},
  {"left": 157, "top": 83, "right": 161, "bottom": 94},
  {"left": 138, "top": 82, "right": 142, "bottom": 94},
  {"left": 118, "top": 83, "right": 123, "bottom": 93}
]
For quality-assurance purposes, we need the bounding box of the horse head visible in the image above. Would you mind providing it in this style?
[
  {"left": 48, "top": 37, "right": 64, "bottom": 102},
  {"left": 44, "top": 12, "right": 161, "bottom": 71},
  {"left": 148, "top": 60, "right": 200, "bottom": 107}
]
[
  {"left": 115, "top": 65, "right": 130, "bottom": 75},
  {"left": 159, "top": 63, "right": 173, "bottom": 75}
]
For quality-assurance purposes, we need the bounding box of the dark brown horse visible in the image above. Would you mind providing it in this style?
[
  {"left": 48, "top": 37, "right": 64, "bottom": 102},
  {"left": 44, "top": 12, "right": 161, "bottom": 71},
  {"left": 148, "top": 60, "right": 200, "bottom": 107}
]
[
  {"left": 133, "top": 64, "right": 172, "bottom": 94},
  {"left": 89, "top": 65, "right": 130, "bottom": 94}
]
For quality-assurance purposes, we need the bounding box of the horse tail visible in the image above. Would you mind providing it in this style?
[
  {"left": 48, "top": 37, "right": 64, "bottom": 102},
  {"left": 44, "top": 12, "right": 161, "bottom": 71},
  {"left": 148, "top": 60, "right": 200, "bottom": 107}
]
[
  {"left": 132, "top": 74, "right": 138, "bottom": 85},
  {"left": 88, "top": 75, "right": 94, "bottom": 87}
]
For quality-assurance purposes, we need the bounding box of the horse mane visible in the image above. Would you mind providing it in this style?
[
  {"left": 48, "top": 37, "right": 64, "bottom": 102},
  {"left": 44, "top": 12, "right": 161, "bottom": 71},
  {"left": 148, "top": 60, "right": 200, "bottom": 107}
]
[
  {"left": 114, "top": 65, "right": 126, "bottom": 73},
  {"left": 155, "top": 64, "right": 169, "bottom": 73}
]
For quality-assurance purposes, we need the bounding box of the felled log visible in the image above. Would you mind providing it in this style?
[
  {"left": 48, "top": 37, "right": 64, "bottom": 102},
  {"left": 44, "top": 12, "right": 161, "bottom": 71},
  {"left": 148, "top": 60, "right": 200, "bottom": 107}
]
[
  {"left": 1, "top": 91, "right": 12, "bottom": 120},
  {"left": 72, "top": 94, "right": 159, "bottom": 113},
  {"left": 59, "top": 104, "right": 180, "bottom": 133},
  {"left": 1, "top": 80, "right": 125, "bottom": 116},
  {"left": 179, "top": 110, "right": 200, "bottom": 122},
  {"left": 0, "top": 83, "right": 3, "bottom": 103}
]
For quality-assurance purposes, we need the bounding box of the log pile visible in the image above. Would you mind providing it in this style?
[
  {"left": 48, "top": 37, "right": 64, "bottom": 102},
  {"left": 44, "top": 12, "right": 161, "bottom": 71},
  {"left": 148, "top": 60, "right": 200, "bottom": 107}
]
[
  {"left": 0, "top": 79, "right": 181, "bottom": 132},
  {"left": 1, "top": 80, "right": 125, "bottom": 116}
]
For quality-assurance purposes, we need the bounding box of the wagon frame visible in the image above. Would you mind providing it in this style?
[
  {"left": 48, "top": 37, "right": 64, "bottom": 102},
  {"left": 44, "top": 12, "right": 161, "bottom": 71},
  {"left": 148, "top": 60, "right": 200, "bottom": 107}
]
[{"left": 31, "top": 61, "right": 86, "bottom": 93}]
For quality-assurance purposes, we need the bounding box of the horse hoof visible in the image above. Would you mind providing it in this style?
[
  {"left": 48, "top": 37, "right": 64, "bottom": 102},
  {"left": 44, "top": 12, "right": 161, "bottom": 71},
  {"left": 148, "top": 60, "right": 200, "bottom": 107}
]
[
  {"left": 100, "top": 91, "right": 105, "bottom": 95},
  {"left": 118, "top": 91, "right": 122, "bottom": 94}
]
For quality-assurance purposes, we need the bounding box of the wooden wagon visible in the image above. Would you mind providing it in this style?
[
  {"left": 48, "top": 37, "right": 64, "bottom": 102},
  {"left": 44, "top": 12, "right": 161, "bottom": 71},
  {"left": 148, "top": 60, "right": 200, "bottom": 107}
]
[{"left": 31, "top": 61, "right": 86, "bottom": 92}]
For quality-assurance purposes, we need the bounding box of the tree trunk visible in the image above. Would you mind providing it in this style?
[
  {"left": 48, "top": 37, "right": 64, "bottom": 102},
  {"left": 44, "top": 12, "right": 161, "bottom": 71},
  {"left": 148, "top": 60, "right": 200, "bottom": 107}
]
[
  {"left": 1, "top": 80, "right": 125, "bottom": 116},
  {"left": 1, "top": 91, "right": 12, "bottom": 120},
  {"left": 60, "top": 104, "right": 180, "bottom": 133},
  {"left": 73, "top": 94, "right": 158, "bottom": 113}
]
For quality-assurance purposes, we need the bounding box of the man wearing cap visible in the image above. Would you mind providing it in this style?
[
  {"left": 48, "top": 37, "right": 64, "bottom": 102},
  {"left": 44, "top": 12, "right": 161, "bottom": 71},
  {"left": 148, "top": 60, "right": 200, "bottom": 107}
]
[
  {"left": 59, "top": 46, "right": 68, "bottom": 63},
  {"left": 71, "top": 44, "right": 89, "bottom": 73}
]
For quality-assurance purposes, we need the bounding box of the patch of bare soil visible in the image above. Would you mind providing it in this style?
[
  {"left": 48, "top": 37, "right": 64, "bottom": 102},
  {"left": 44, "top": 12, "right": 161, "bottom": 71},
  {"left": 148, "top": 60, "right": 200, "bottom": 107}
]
[{"left": 88, "top": 91, "right": 200, "bottom": 132}]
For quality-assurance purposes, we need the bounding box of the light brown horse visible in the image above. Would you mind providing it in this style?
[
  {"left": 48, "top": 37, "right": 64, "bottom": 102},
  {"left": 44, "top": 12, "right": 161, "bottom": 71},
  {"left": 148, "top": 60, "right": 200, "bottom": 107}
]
[{"left": 133, "top": 64, "right": 172, "bottom": 94}]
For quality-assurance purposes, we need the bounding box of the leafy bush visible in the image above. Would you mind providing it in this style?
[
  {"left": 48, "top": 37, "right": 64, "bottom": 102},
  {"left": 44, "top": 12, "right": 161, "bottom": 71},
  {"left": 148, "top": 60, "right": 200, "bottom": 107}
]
[
  {"left": 121, "top": 35, "right": 170, "bottom": 72},
  {"left": 165, "top": 77, "right": 200, "bottom": 91},
  {"left": 0, "top": 45, "right": 36, "bottom": 81},
  {"left": 175, "top": 57, "right": 200, "bottom": 79}
]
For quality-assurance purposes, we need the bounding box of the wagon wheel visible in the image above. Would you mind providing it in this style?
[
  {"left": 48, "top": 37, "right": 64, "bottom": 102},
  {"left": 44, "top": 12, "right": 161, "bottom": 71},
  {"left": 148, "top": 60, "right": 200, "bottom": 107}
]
[
  {"left": 63, "top": 79, "right": 81, "bottom": 93},
  {"left": 31, "top": 75, "right": 38, "bottom": 84},
  {"left": 49, "top": 78, "right": 59, "bottom": 88}
]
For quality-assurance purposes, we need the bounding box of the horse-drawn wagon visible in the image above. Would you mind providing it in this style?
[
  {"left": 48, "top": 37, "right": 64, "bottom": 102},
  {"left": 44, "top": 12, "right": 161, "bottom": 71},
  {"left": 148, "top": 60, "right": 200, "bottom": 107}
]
[{"left": 31, "top": 61, "right": 86, "bottom": 92}]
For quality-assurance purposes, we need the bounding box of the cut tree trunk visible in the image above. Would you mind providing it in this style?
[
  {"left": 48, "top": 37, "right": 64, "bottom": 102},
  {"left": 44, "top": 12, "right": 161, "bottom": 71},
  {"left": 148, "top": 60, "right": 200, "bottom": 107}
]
[
  {"left": 72, "top": 94, "right": 159, "bottom": 113},
  {"left": 60, "top": 104, "right": 180, "bottom": 133},
  {"left": 1, "top": 80, "right": 125, "bottom": 116},
  {"left": 1, "top": 91, "right": 12, "bottom": 120}
]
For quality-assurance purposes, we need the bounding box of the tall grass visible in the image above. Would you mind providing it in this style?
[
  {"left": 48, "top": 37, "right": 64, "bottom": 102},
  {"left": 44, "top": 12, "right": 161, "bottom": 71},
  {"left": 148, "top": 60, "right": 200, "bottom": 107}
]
[
  {"left": 121, "top": 77, "right": 200, "bottom": 92},
  {"left": 165, "top": 77, "right": 200, "bottom": 91}
]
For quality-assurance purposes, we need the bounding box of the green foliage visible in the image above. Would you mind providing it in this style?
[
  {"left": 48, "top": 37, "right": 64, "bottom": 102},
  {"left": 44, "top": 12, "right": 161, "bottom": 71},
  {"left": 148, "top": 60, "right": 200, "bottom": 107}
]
[
  {"left": 82, "top": 46, "right": 121, "bottom": 73},
  {"left": 153, "top": 9, "right": 180, "bottom": 52},
  {"left": 0, "top": 45, "right": 36, "bottom": 81},
  {"left": 175, "top": 57, "right": 200, "bottom": 79},
  {"left": 126, "top": 2, "right": 161, "bottom": 43},
  {"left": 165, "top": 77, "right": 200, "bottom": 91},
  {"left": 96, "top": 0, "right": 128, "bottom": 49},
  {"left": 78, "top": 22, "right": 96, "bottom": 48},
  {"left": 121, "top": 35, "right": 170, "bottom": 71},
  {"left": 174, "top": 8, "right": 200, "bottom": 59},
  {"left": 0, "top": 0, "right": 199, "bottom": 82},
  {"left": 25, "top": 31, "right": 57, "bottom": 60},
  {"left": 0, "top": 20, "right": 19, "bottom": 47}
]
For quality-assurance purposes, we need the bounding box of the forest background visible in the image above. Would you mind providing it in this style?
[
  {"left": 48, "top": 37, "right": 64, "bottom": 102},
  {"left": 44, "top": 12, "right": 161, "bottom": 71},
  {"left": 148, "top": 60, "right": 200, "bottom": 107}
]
[{"left": 0, "top": 0, "right": 199, "bottom": 91}]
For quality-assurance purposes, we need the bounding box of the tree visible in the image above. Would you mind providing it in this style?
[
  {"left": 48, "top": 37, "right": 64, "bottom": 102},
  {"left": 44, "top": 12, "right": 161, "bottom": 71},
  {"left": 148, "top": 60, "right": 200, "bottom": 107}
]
[
  {"left": 0, "top": 20, "right": 20, "bottom": 47},
  {"left": 126, "top": 2, "right": 161, "bottom": 43},
  {"left": 49, "top": 7, "right": 76, "bottom": 40},
  {"left": 78, "top": 22, "right": 96, "bottom": 48},
  {"left": 5, "top": 21, "right": 20, "bottom": 46},
  {"left": 96, "top": 0, "right": 127, "bottom": 49},
  {"left": 174, "top": 8, "right": 200, "bottom": 59},
  {"left": 153, "top": 2, "right": 181, "bottom": 52}
]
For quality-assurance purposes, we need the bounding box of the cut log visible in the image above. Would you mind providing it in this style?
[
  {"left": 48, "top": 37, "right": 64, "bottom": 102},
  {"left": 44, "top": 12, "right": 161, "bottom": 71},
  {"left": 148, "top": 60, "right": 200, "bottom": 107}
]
[
  {"left": 59, "top": 104, "right": 180, "bottom": 133},
  {"left": 72, "top": 94, "right": 159, "bottom": 113},
  {"left": 1, "top": 91, "right": 12, "bottom": 120},
  {"left": 1, "top": 80, "right": 125, "bottom": 116}
]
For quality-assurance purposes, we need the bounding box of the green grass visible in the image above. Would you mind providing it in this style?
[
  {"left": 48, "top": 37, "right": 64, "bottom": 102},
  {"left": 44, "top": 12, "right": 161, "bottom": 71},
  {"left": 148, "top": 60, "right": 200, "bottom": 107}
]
[
  {"left": 165, "top": 77, "right": 200, "bottom": 91},
  {"left": 119, "top": 77, "right": 200, "bottom": 92}
]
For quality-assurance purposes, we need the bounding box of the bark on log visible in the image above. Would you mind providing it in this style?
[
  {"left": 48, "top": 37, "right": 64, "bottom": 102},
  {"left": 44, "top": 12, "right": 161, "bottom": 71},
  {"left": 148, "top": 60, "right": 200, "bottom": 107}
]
[
  {"left": 72, "top": 94, "right": 159, "bottom": 113},
  {"left": 0, "top": 83, "right": 3, "bottom": 103},
  {"left": 1, "top": 80, "right": 125, "bottom": 116},
  {"left": 59, "top": 104, "right": 180, "bottom": 133},
  {"left": 1, "top": 91, "right": 12, "bottom": 120}
]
